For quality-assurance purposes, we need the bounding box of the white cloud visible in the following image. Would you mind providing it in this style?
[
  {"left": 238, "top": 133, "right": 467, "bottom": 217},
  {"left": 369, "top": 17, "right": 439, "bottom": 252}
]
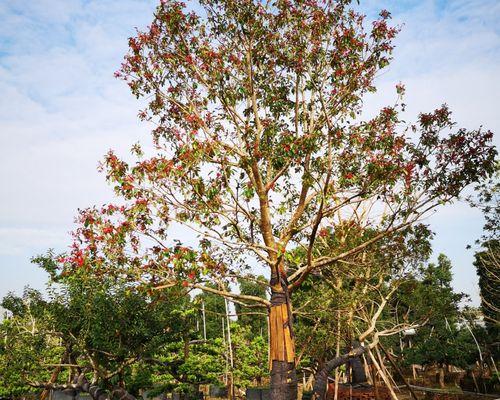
[
  {"left": 0, "top": 227, "right": 68, "bottom": 256},
  {"left": 361, "top": 0, "right": 500, "bottom": 305},
  {"left": 0, "top": 0, "right": 158, "bottom": 297}
]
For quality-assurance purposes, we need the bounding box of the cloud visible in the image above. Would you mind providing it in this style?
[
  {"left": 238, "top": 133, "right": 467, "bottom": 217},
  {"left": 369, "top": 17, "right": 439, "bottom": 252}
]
[
  {"left": 0, "top": 0, "right": 159, "bottom": 297},
  {"left": 0, "top": 227, "right": 68, "bottom": 256},
  {"left": 361, "top": 0, "right": 500, "bottom": 304},
  {"left": 0, "top": 0, "right": 498, "bottom": 304}
]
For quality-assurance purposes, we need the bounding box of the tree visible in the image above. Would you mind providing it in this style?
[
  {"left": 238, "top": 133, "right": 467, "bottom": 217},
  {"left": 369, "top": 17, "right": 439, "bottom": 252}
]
[
  {"left": 0, "top": 288, "right": 57, "bottom": 399},
  {"left": 0, "top": 254, "right": 224, "bottom": 399},
  {"left": 195, "top": 283, "right": 227, "bottom": 340},
  {"left": 470, "top": 166, "right": 500, "bottom": 326},
  {"left": 399, "top": 255, "right": 473, "bottom": 388},
  {"left": 470, "top": 166, "right": 500, "bottom": 377},
  {"left": 230, "top": 322, "right": 268, "bottom": 388},
  {"left": 56, "top": 1, "right": 496, "bottom": 399},
  {"left": 235, "top": 275, "right": 268, "bottom": 338},
  {"left": 291, "top": 223, "right": 432, "bottom": 397},
  {"left": 474, "top": 240, "right": 500, "bottom": 326}
]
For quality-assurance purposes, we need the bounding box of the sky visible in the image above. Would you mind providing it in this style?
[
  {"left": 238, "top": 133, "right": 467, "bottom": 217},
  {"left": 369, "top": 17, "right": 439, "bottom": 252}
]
[{"left": 0, "top": 0, "right": 499, "bottom": 305}]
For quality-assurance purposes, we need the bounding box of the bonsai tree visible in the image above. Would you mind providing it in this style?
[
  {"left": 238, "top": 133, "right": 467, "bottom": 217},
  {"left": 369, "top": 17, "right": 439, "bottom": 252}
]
[
  {"left": 0, "top": 254, "right": 222, "bottom": 399},
  {"left": 57, "top": 1, "right": 496, "bottom": 399}
]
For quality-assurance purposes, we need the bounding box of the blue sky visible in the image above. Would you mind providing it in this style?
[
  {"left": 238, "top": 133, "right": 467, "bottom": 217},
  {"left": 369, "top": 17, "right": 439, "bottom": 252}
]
[{"left": 0, "top": 0, "right": 499, "bottom": 304}]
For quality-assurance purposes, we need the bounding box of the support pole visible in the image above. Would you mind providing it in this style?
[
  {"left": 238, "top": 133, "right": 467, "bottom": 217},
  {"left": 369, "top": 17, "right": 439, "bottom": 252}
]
[
  {"left": 202, "top": 300, "right": 207, "bottom": 341},
  {"left": 379, "top": 344, "right": 418, "bottom": 400},
  {"left": 367, "top": 348, "right": 398, "bottom": 400},
  {"left": 225, "top": 298, "right": 235, "bottom": 400}
]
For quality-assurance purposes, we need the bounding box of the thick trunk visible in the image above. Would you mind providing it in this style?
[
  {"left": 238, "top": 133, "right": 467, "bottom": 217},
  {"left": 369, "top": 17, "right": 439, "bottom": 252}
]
[
  {"left": 269, "top": 285, "right": 297, "bottom": 400},
  {"left": 348, "top": 356, "right": 367, "bottom": 384},
  {"left": 313, "top": 346, "right": 366, "bottom": 399},
  {"left": 80, "top": 374, "right": 136, "bottom": 400},
  {"left": 41, "top": 364, "right": 63, "bottom": 400},
  {"left": 36, "top": 374, "right": 137, "bottom": 400},
  {"left": 346, "top": 342, "right": 367, "bottom": 385},
  {"left": 271, "top": 360, "right": 298, "bottom": 400}
]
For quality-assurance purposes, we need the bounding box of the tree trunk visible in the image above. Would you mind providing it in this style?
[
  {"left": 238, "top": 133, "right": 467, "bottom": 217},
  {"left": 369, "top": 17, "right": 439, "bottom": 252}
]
[
  {"left": 346, "top": 343, "right": 367, "bottom": 384},
  {"left": 34, "top": 374, "right": 136, "bottom": 400},
  {"left": 438, "top": 364, "right": 445, "bottom": 389},
  {"left": 313, "top": 346, "right": 366, "bottom": 399},
  {"left": 269, "top": 279, "right": 297, "bottom": 400},
  {"left": 41, "top": 347, "right": 71, "bottom": 400}
]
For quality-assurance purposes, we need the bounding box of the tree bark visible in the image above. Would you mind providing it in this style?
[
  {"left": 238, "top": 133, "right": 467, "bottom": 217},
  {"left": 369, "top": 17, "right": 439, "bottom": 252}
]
[
  {"left": 34, "top": 374, "right": 137, "bottom": 400},
  {"left": 269, "top": 277, "right": 297, "bottom": 400},
  {"left": 313, "top": 346, "right": 366, "bottom": 399},
  {"left": 346, "top": 348, "right": 367, "bottom": 384}
]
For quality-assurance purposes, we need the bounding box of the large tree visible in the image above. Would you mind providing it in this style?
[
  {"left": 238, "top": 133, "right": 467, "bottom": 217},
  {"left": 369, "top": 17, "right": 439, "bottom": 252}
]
[{"left": 57, "top": 1, "right": 496, "bottom": 399}]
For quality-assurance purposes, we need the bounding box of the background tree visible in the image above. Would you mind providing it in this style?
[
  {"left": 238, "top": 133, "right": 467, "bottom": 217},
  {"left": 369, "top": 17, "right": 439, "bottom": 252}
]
[
  {"left": 0, "top": 254, "right": 224, "bottom": 399},
  {"left": 399, "top": 255, "right": 473, "bottom": 388},
  {"left": 0, "top": 288, "right": 57, "bottom": 399},
  {"left": 230, "top": 322, "right": 268, "bottom": 389},
  {"left": 55, "top": 1, "right": 496, "bottom": 399},
  {"left": 195, "top": 284, "right": 227, "bottom": 340},
  {"left": 470, "top": 166, "right": 499, "bottom": 326},
  {"left": 235, "top": 275, "right": 268, "bottom": 339},
  {"left": 470, "top": 166, "right": 500, "bottom": 383},
  {"left": 474, "top": 241, "right": 500, "bottom": 326}
]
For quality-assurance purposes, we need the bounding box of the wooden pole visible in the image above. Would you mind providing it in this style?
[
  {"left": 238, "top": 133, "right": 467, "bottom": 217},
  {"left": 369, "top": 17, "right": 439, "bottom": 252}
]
[
  {"left": 225, "top": 298, "right": 235, "bottom": 400},
  {"left": 379, "top": 344, "right": 418, "bottom": 400},
  {"left": 367, "top": 348, "right": 398, "bottom": 400},
  {"left": 202, "top": 300, "right": 207, "bottom": 341},
  {"left": 370, "top": 359, "right": 380, "bottom": 400},
  {"left": 376, "top": 347, "right": 400, "bottom": 393},
  {"left": 334, "top": 312, "right": 341, "bottom": 400},
  {"left": 222, "top": 317, "right": 228, "bottom": 386},
  {"left": 464, "top": 320, "right": 487, "bottom": 392}
]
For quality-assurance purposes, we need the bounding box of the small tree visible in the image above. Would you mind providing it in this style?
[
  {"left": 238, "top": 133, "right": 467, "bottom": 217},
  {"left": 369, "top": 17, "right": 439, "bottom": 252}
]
[
  {"left": 474, "top": 240, "right": 500, "bottom": 326},
  {"left": 230, "top": 322, "right": 268, "bottom": 388},
  {"left": 291, "top": 223, "right": 432, "bottom": 396},
  {"left": 58, "top": 1, "right": 496, "bottom": 399},
  {"left": 0, "top": 288, "right": 57, "bottom": 399}
]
